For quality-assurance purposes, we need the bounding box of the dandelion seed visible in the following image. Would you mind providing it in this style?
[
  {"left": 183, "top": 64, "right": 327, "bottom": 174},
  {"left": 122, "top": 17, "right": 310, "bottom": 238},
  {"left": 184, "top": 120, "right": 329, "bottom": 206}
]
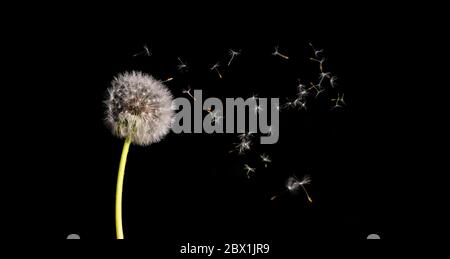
[
  {"left": 310, "top": 57, "right": 326, "bottom": 72},
  {"left": 330, "top": 76, "right": 338, "bottom": 88},
  {"left": 281, "top": 100, "right": 296, "bottom": 110},
  {"left": 133, "top": 44, "right": 151, "bottom": 57},
  {"left": 315, "top": 87, "right": 326, "bottom": 98},
  {"left": 244, "top": 164, "right": 256, "bottom": 178},
  {"left": 210, "top": 63, "right": 223, "bottom": 79},
  {"left": 162, "top": 77, "right": 174, "bottom": 83},
  {"left": 237, "top": 140, "right": 252, "bottom": 154},
  {"left": 254, "top": 104, "right": 263, "bottom": 114},
  {"left": 272, "top": 46, "right": 289, "bottom": 60},
  {"left": 261, "top": 153, "right": 272, "bottom": 167},
  {"left": 308, "top": 82, "right": 325, "bottom": 98},
  {"left": 297, "top": 83, "right": 309, "bottom": 99},
  {"left": 182, "top": 87, "right": 196, "bottom": 101},
  {"left": 231, "top": 133, "right": 254, "bottom": 155},
  {"left": 177, "top": 57, "right": 188, "bottom": 71},
  {"left": 309, "top": 42, "right": 324, "bottom": 58},
  {"left": 286, "top": 175, "right": 312, "bottom": 203},
  {"left": 331, "top": 93, "right": 346, "bottom": 110},
  {"left": 238, "top": 132, "right": 254, "bottom": 141},
  {"left": 319, "top": 72, "right": 331, "bottom": 80},
  {"left": 205, "top": 107, "right": 223, "bottom": 125},
  {"left": 212, "top": 111, "right": 223, "bottom": 124},
  {"left": 227, "top": 49, "right": 241, "bottom": 66},
  {"left": 294, "top": 98, "right": 307, "bottom": 110},
  {"left": 266, "top": 126, "right": 273, "bottom": 136}
]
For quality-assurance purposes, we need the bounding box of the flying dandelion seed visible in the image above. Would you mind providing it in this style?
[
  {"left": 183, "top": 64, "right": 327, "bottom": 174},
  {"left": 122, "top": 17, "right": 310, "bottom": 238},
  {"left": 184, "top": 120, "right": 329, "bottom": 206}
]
[
  {"left": 272, "top": 46, "right": 289, "bottom": 60},
  {"left": 177, "top": 57, "right": 188, "bottom": 71},
  {"left": 272, "top": 175, "right": 312, "bottom": 202},
  {"left": 244, "top": 164, "right": 256, "bottom": 178},
  {"left": 315, "top": 87, "right": 326, "bottom": 98},
  {"left": 310, "top": 57, "right": 326, "bottom": 72},
  {"left": 308, "top": 83, "right": 325, "bottom": 98},
  {"left": 251, "top": 94, "right": 259, "bottom": 101},
  {"left": 331, "top": 93, "right": 346, "bottom": 110},
  {"left": 234, "top": 139, "right": 252, "bottom": 155},
  {"left": 230, "top": 133, "right": 254, "bottom": 155},
  {"left": 228, "top": 49, "right": 241, "bottom": 66},
  {"left": 238, "top": 132, "right": 254, "bottom": 141},
  {"left": 319, "top": 72, "right": 331, "bottom": 85},
  {"left": 254, "top": 104, "right": 263, "bottom": 114},
  {"left": 105, "top": 71, "right": 174, "bottom": 239},
  {"left": 266, "top": 126, "right": 273, "bottom": 136},
  {"left": 182, "top": 87, "right": 196, "bottom": 101},
  {"left": 309, "top": 42, "right": 324, "bottom": 58},
  {"left": 281, "top": 100, "right": 296, "bottom": 110},
  {"left": 205, "top": 107, "right": 223, "bottom": 125},
  {"left": 162, "top": 77, "right": 174, "bottom": 83},
  {"left": 297, "top": 84, "right": 310, "bottom": 99},
  {"left": 210, "top": 63, "right": 223, "bottom": 79},
  {"left": 133, "top": 44, "right": 151, "bottom": 57},
  {"left": 260, "top": 154, "right": 272, "bottom": 168},
  {"left": 294, "top": 98, "right": 307, "bottom": 110},
  {"left": 330, "top": 76, "right": 338, "bottom": 88}
]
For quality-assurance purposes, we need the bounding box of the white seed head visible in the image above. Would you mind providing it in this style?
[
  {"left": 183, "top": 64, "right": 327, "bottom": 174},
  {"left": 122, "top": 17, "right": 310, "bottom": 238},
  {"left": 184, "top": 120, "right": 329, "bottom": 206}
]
[{"left": 105, "top": 71, "right": 174, "bottom": 146}]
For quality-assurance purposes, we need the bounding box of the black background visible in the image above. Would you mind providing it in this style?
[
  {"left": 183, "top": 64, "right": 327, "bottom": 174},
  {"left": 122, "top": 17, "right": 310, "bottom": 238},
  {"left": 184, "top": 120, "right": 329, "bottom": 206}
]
[{"left": 6, "top": 1, "right": 444, "bottom": 253}]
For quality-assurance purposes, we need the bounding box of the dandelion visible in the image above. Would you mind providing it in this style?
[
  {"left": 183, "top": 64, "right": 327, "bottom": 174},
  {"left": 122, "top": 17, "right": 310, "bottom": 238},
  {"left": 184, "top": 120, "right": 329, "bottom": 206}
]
[
  {"left": 272, "top": 45, "right": 289, "bottom": 60},
  {"left": 228, "top": 49, "right": 241, "bottom": 66},
  {"left": 105, "top": 71, "right": 174, "bottom": 239}
]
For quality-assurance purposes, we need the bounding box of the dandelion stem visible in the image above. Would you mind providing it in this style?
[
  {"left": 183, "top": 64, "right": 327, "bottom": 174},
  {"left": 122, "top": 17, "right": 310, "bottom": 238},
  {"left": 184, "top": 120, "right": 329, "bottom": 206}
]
[{"left": 115, "top": 136, "right": 132, "bottom": 239}]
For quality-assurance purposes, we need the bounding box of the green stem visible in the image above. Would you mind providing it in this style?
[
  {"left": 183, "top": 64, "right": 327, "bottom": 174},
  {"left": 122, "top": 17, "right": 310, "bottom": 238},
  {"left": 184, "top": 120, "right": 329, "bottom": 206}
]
[{"left": 115, "top": 136, "right": 131, "bottom": 239}]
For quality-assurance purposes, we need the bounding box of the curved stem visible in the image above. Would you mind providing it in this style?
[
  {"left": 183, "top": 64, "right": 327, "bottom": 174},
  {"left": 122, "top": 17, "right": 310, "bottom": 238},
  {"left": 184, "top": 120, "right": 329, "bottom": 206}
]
[{"left": 115, "top": 136, "right": 131, "bottom": 239}]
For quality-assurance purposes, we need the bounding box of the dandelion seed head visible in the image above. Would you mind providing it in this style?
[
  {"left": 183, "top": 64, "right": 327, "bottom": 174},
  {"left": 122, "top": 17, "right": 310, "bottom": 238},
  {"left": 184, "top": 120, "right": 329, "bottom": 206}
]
[{"left": 105, "top": 71, "right": 174, "bottom": 146}]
